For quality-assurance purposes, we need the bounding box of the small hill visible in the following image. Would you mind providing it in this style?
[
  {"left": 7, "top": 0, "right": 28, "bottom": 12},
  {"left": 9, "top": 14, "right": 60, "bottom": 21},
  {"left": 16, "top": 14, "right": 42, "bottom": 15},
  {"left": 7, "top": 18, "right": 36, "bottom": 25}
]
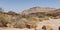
[
  {"left": 19, "top": 6, "right": 60, "bottom": 19},
  {"left": 20, "top": 7, "right": 55, "bottom": 14}
]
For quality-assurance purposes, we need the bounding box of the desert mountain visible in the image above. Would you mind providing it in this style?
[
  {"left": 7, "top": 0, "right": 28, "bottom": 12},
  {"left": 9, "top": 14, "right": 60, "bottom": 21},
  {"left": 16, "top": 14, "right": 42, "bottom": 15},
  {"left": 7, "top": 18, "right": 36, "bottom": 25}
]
[{"left": 20, "top": 7, "right": 56, "bottom": 14}]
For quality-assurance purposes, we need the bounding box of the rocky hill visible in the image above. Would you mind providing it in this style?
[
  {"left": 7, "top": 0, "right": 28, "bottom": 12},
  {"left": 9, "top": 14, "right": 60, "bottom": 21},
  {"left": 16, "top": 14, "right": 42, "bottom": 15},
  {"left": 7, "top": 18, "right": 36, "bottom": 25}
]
[
  {"left": 19, "top": 7, "right": 60, "bottom": 19},
  {"left": 20, "top": 7, "right": 56, "bottom": 14}
]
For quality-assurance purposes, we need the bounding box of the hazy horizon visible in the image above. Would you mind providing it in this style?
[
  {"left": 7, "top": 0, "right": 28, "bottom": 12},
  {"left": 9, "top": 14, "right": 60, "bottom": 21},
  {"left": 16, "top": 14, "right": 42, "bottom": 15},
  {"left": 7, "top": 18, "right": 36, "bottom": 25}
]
[{"left": 0, "top": 0, "right": 60, "bottom": 12}]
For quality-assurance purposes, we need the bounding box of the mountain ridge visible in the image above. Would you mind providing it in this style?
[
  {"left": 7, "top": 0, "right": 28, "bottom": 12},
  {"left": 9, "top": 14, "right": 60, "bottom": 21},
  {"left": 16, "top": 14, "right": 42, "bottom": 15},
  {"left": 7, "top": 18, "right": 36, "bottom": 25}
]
[{"left": 20, "top": 7, "right": 56, "bottom": 14}]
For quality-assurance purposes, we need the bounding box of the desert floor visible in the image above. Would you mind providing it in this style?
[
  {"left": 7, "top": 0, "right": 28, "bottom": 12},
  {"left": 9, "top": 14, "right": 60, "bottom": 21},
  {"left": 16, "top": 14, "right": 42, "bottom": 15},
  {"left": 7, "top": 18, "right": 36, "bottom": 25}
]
[{"left": 0, "top": 28, "right": 34, "bottom": 30}]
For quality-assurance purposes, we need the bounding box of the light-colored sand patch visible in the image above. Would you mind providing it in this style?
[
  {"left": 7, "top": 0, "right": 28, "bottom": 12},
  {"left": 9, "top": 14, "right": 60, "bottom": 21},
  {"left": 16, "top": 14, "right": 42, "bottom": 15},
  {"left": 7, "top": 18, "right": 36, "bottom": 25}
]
[
  {"left": 0, "top": 28, "right": 34, "bottom": 30},
  {"left": 37, "top": 19, "right": 60, "bottom": 30}
]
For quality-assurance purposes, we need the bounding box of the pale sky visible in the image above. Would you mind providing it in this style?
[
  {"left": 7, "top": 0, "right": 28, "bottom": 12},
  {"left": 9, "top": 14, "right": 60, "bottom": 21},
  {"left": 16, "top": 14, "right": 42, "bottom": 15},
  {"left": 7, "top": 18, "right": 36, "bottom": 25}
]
[{"left": 0, "top": 0, "right": 60, "bottom": 12}]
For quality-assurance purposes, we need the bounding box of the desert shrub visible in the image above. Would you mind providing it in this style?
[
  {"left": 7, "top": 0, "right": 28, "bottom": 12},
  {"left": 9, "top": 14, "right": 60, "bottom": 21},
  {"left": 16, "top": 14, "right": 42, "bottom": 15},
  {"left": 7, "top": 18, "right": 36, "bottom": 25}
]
[
  {"left": 46, "top": 13, "right": 59, "bottom": 17},
  {"left": 0, "top": 16, "right": 8, "bottom": 27},
  {"left": 26, "top": 16, "right": 39, "bottom": 28},
  {"left": 14, "top": 20, "right": 26, "bottom": 28}
]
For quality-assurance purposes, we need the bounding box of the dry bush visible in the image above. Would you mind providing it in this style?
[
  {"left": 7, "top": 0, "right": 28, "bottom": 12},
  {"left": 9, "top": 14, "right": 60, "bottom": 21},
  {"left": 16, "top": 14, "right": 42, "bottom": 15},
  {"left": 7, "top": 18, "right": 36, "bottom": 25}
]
[
  {"left": 13, "top": 18, "right": 27, "bottom": 28},
  {"left": 0, "top": 14, "right": 8, "bottom": 27}
]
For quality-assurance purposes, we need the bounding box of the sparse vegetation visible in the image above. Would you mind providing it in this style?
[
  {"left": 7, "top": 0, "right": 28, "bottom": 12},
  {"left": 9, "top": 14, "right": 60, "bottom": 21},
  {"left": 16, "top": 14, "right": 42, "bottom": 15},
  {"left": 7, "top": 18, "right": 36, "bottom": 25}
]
[{"left": 0, "top": 7, "right": 60, "bottom": 29}]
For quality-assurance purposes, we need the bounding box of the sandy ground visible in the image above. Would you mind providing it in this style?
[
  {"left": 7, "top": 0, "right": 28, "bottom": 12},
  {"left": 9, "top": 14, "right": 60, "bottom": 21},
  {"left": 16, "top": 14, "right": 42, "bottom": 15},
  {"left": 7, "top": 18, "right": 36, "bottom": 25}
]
[
  {"left": 0, "top": 28, "right": 34, "bottom": 30},
  {"left": 37, "top": 19, "right": 60, "bottom": 30},
  {"left": 0, "top": 18, "right": 60, "bottom": 30}
]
